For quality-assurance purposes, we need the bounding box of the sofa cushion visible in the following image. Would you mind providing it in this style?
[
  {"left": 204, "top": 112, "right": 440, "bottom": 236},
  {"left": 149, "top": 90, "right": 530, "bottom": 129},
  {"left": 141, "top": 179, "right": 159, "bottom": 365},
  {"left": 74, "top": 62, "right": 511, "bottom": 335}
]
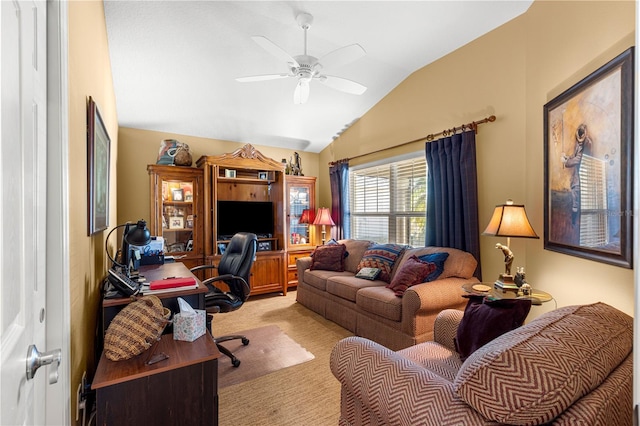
[
  {"left": 454, "top": 302, "right": 633, "bottom": 425},
  {"left": 303, "top": 269, "right": 352, "bottom": 292},
  {"left": 339, "top": 239, "right": 375, "bottom": 273},
  {"left": 386, "top": 255, "right": 436, "bottom": 296},
  {"left": 356, "top": 286, "right": 402, "bottom": 321},
  {"left": 403, "top": 247, "right": 476, "bottom": 279},
  {"left": 417, "top": 252, "right": 449, "bottom": 282},
  {"left": 310, "top": 244, "right": 346, "bottom": 271},
  {"left": 356, "top": 243, "right": 408, "bottom": 283},
  {"left": 454, "top": 296, "right": 531, "bottom": 361},
  {"left": 326, "top": 275, "right": 385, "bottom": 302}
]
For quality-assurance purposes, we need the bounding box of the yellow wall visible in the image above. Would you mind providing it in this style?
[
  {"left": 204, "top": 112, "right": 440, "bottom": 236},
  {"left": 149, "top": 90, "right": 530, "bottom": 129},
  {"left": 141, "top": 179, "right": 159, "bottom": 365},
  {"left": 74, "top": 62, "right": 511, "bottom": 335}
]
[
  {"left": 116, "top": 127, "right": 320, "bottom": 223},
  {"left": 68, "top": 1, "right": 118, "bottom": 421},
  {"left": 322, "top": 1, "right": 634, "bottom": 316}
]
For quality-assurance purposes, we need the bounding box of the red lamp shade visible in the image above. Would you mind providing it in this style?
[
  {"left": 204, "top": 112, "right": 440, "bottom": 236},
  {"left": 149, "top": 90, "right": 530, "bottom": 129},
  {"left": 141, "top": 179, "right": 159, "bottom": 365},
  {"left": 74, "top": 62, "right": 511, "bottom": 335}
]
[
  {"left": 313, "top": 208, "right": 335, "bottom": 226},
  {"left": 299, "top": 209, "right": 315, "bottom": 224}
]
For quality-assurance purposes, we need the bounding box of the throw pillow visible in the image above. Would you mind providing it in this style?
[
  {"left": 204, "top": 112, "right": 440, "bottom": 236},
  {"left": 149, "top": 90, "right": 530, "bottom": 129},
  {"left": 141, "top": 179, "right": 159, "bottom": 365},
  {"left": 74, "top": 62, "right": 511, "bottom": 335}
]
[
  {"left": 386, "top": 255, "right": 436, "bottom": 296},
  {"left": 325, "top": 238, "right": 349, "bottom": 257},
  {"left": 309, "top": 244, "right": 346, "bottom": 271},
  {"left": 417, "top": 252, "right": 449, "bottom": 282},
  {"left": 356, "top": 243, "right": 407, "bottom": 283},
  {"left": 355, "top": 267, "right": 381, "bottom": 280},
  {"left": 455, "top": 296, "right": 532, "bottom": 361}
]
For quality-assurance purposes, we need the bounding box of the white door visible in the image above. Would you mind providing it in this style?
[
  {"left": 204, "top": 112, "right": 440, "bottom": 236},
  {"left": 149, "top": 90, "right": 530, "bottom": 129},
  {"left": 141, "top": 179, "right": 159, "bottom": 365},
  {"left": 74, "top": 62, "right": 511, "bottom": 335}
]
[{"left": 1, "top": 1, "right": 52, "bottom": 425}]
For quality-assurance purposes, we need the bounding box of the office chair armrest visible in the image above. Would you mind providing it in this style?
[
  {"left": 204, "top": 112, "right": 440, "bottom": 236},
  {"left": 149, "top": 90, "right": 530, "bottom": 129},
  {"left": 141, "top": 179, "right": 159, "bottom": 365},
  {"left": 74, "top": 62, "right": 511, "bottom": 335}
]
[
  {"left": 202, "top": 274, "right": 250, "bottom": 293},
  {"left": 190, "top": 264, "right": 218, "bottom": 273}
]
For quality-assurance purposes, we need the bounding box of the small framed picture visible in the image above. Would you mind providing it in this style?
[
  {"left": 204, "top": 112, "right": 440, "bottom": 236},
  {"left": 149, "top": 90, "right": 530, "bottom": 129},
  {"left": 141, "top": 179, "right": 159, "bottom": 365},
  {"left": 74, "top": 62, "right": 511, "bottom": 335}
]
[
  {"left": 225, "top": 169, "right": 236, "bottom": 178},
  {"left": 258, "top": 172, "right": 268, "bottom": 180},
  {"left": 172, "top": 188, "right": 184, "bottom": 201},
  {"left": 217, "top": 243, "right": 227, "bottom": 255},
  {"left": 169, "top": 216, "right": 184, "bottom": 229},
  {"left": 186, "top": 214, "right": 194, "bottom": 229}
]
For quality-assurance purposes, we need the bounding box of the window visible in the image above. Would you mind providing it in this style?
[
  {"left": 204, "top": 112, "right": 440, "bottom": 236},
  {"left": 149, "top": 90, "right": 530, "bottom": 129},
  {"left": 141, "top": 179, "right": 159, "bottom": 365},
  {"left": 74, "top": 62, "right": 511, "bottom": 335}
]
[{"left": 350, "top": 154, "right": 427, "bottom": 245}]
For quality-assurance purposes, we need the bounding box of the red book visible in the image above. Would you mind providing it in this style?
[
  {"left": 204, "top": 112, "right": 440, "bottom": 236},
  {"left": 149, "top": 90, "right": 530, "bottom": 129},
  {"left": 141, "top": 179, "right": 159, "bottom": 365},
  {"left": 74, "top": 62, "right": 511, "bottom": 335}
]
[{"left": 149, "top": 277, "right": 197, "bottom": 290}]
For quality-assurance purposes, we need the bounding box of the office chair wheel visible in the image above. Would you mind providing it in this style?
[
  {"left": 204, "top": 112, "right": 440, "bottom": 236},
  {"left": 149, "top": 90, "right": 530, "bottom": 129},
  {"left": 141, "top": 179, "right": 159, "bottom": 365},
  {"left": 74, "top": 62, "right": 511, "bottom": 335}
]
[
  {"left": 242, "top": 337, "right": 250, "bottom": 345},
  {"left": 232, "top": 357, "right": 241, "bottom": 368}
]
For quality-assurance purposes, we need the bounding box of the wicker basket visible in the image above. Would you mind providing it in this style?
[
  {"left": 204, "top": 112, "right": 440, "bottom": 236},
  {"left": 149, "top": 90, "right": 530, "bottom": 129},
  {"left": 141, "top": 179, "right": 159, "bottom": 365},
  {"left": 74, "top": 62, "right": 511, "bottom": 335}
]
[{"left": 104, "top": 295, "right": 171, "bottom": 361}]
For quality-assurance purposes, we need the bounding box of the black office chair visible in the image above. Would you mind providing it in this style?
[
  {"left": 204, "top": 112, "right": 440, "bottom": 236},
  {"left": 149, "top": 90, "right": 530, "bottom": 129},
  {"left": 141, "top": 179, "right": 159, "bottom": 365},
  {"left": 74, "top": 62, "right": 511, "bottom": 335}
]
[{"left": 190, "top": 232, "right": 257, "bottom": 367}]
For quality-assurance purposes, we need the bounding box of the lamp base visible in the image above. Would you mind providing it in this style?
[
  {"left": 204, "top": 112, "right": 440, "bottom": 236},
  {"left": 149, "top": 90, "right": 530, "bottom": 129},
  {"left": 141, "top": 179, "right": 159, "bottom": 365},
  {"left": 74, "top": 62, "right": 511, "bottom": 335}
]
[{"left": 495, "top": 274, "right": 518, "bottom": 290}]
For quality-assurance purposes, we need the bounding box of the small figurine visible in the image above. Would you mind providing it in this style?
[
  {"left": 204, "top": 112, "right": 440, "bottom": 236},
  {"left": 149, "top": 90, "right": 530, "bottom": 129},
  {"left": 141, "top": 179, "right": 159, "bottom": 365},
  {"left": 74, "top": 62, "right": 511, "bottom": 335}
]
[{"left": 495, "top": 243, "right": 514, "bottom": 276}]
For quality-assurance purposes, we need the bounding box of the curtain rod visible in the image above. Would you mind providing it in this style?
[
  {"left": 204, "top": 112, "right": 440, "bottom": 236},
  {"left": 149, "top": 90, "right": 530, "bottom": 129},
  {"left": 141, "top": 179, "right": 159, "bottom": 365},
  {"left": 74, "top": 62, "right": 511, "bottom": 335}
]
[{"left": 329, "top": 115, "right": 496, "bottom": 166}]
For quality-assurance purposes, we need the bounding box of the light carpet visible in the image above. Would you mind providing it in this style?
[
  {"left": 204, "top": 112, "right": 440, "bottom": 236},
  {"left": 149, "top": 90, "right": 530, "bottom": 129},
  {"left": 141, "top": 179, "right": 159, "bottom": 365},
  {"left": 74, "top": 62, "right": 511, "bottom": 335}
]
[
  {"left": 213, "top": 290, "right": 353, "bottom": 426},
  {"left": 217, "top": 324, "right": 315, "bottom": 389}
]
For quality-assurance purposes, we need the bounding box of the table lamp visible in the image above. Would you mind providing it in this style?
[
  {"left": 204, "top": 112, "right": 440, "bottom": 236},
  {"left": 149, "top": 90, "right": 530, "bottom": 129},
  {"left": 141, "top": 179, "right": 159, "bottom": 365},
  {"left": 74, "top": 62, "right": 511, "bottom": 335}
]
[
  {"left": 313, "top": 207, "right": 335, "bottom": 244},
  {"left": 298, "top": 208, "right": 315, "bottom": 244},
  {"left": 482, "top": 200, "right": 539, "bottom": 287},
  {"left": 105, "top": 219, "right": 151, "bottom": 276}
]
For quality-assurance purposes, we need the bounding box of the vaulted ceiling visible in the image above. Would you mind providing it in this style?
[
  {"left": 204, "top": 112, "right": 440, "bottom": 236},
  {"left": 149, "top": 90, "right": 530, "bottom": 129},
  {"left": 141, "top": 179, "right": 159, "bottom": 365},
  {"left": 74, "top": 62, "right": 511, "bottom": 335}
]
[{"left": 104, "top": 1, "right": 532, "bottom": 152}]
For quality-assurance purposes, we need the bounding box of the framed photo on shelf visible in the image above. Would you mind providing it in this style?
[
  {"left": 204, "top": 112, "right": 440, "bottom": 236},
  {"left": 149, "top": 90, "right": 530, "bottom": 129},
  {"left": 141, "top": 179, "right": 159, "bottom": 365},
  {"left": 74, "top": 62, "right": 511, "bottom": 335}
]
[
  {"left": 172, "top": 188, "right": 184, "bottom": 201},
  {"left": 258, "top": 172, "right": 268, "bottom": 180},
  {"left": 169, "top": 216, "right": 184, "bottom": 229},
  {"left": 87, "top": 96, "right": 110, "bottom": 235},
  {"left": 186, "top": 214, "right": 194, "bottom": 229},
  {"left": 543, "top": 47, "right": 633, "bottom": 268},
  {"left": 217, "top": 243, "right": 227, "bottom": 255},
  {"left": 225, "top": 169, "right": 236, "bottom": 178},
  {"left": 180, "top": 182, "right": 193, "bottom": 201}
]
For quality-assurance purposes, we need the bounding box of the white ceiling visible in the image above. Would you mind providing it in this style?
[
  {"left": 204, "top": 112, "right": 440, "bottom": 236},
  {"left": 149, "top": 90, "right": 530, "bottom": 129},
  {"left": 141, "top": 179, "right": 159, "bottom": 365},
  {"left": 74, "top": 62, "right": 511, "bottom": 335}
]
[{"left": 104, "top": 1, "right": 532, "bottom": 153}]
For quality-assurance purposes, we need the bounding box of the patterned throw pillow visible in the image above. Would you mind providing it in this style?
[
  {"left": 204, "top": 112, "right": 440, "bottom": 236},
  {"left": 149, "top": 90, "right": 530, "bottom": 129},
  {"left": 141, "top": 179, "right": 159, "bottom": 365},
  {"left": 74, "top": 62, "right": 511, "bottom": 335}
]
[
  {"left": 386, "top": 255, "right": 436, "bottom": 296},
  {"left": 310, "top": 244, "right": 347, "bottom": 271},
  {"left": 417, "top": 252, "right": 449, "bottom": 282},
  {"left": 356, "top": 243, "right": 407, "bottom": 283}
]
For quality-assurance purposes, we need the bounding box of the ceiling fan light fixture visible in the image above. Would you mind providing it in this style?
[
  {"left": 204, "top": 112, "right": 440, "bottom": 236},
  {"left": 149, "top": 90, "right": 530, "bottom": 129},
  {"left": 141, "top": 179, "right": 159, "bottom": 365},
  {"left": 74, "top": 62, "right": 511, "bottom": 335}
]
[{"left": 237, "top": 13, "right": 367, "bottom": 104}]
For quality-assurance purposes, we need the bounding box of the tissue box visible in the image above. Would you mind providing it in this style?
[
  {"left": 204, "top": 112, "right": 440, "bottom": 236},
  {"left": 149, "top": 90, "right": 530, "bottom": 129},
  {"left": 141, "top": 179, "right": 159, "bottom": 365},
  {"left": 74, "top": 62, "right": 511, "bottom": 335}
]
[{"left": 173, "top": 309, "right": 206, "bottom": 342}]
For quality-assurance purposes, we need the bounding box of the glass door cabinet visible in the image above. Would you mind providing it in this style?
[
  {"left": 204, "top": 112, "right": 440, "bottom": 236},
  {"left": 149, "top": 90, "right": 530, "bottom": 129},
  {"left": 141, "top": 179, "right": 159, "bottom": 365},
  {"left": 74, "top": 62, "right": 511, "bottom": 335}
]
[
  {"left": 147, "top": 164, "right": 204, "bottom": 269},
  {"left": 285, "top": 175, "right": 316, "bottom": 288}
]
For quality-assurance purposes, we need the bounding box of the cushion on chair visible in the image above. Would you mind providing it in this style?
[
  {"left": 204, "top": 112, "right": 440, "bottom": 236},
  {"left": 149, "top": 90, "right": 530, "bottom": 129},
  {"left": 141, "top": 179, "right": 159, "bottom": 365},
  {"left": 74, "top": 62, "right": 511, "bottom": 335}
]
[
  {"left": 454, "top": 302, "right": 633, "bottom": 425},
  {"left": 454, "top": 296, "right": 531, "bottom": 361},
  {"left": 310, "top": 244, "right": 347, "bottom": 271},
  {"left": 386, "top": 255, "right": 436, "bottom": 296},
  {"left": 356, "top": 243, "right": 408, "bottom": 283}
]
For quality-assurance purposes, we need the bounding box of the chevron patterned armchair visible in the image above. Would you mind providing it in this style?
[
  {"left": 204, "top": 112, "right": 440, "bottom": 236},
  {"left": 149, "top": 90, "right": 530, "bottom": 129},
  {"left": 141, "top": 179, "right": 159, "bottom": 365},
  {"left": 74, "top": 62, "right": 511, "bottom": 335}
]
[{"left": 330, "top": 303, "right": 632, "bottom": 426}]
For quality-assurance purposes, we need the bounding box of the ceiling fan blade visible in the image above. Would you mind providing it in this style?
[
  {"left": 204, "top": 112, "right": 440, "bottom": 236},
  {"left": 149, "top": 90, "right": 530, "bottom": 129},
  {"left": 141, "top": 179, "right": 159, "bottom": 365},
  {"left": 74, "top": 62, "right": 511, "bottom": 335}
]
[
  {"left": 293, "top": 80, "right": 310, "bottom": 105},
  {"left": 318, "top": 75, "right": 367, "bottom": 95},
  {"left": 236, "top": 73, "right": 290, "bottom": 82},
  {"left": 251, "top": 36, "right": 299, "bottom": 68},
  {"left": 318, "top": 44, "right": 366, "bottom": 70}
]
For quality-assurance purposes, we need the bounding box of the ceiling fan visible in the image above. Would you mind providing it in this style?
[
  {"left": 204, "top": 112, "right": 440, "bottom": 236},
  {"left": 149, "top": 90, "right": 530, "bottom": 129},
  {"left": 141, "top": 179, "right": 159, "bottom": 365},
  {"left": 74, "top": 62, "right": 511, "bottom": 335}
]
[{"left": 236, "top": 13, "right": 367, "bottom": 105}]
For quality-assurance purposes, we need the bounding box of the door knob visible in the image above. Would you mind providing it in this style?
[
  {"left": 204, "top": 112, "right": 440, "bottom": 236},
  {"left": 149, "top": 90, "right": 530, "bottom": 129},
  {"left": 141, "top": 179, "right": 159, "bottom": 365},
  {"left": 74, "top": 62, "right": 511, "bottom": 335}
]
[{"left": 26, "top": 344, "right": 62, "bottom": 384}]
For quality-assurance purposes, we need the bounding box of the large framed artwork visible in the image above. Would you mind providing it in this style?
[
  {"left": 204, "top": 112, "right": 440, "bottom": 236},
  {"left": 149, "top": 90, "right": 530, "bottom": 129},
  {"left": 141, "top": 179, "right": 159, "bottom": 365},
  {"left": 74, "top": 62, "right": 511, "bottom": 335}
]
[
  {"left": 87, "top": 96, "right": 111, "bottom": 235},
  {"left": 543, "top": 47, "right": 633, "bottom": 268}
]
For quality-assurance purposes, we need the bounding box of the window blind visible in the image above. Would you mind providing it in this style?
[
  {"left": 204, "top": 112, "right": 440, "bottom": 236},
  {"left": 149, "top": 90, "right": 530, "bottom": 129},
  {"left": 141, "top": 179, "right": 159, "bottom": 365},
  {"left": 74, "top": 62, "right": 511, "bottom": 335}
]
[{"left": 350, "top": 156, "right": 427, "bottom": 245}]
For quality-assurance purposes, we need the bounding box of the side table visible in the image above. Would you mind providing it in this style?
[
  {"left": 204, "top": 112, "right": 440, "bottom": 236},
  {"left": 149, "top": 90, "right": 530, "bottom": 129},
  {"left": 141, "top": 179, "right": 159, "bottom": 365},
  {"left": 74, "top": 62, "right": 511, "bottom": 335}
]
[
  {"left": 462, "top": 282, "right": 553, "bottom": 305},
  {"left": 92, "top": 332, "right": 220, "bottom": 426}
]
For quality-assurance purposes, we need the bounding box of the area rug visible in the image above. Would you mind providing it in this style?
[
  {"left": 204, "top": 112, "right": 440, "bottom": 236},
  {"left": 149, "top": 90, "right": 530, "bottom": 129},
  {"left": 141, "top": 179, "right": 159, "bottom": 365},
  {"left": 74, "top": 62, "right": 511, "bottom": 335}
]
[{"left": 216, "top": 324, "right": 315, "bottom": 389}]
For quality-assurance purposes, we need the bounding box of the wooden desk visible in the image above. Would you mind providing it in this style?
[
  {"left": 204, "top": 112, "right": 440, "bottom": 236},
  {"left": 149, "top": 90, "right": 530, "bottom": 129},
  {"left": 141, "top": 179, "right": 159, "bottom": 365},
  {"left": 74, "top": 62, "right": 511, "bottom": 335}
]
[
  {"left": 102, "top": 262, "right": 207, "bottom": 335},
  {"left": 92, "top": 333, "right": 220, "bottom": 426}
]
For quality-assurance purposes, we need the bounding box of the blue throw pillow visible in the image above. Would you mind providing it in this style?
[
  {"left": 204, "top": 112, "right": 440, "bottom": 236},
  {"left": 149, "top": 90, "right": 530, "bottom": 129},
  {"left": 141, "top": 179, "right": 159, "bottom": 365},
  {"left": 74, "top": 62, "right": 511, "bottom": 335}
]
[{"left": 417, "top": 252, "right": 449, "bottom": 282}]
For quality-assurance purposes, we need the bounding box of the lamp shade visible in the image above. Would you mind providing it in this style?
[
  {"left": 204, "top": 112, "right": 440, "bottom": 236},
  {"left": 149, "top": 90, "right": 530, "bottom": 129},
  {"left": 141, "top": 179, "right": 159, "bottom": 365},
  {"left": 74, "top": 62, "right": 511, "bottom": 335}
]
[
  {"left": 124, "top": 220, "right": 152, "bottom": 246},
  {"left": 313, "top": 207, "right": 335, "bottom": 226},
  {"left": 299, "top": 209, "right": 315, "bottom": 225},
  {"left": 482, "top": 200, "right": 539, "bottom": 239}
]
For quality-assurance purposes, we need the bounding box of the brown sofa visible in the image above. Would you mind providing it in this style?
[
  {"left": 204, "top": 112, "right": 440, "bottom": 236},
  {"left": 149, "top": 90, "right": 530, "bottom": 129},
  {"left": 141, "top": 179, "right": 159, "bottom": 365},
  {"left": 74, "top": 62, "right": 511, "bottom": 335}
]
[
  {"left": 295, "top": 239, "right": 479, "bottom": 350},
  {"left": 330, "top": 303, "right": 632, "bottom": 425}
]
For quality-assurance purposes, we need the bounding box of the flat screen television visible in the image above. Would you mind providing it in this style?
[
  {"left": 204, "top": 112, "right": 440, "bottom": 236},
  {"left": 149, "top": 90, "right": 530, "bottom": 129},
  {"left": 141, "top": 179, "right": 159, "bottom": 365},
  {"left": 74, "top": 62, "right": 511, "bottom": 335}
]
[{"left": 217, "top": 200, "right": 274, "bottom": 239}]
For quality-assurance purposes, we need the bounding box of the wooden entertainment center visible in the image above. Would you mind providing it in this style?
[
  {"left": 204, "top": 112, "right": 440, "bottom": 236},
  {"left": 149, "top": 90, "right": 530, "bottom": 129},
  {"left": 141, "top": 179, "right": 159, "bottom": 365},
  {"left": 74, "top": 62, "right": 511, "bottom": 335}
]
[{"left": 148, "top": 144, "right": 316, "bottom": 296}]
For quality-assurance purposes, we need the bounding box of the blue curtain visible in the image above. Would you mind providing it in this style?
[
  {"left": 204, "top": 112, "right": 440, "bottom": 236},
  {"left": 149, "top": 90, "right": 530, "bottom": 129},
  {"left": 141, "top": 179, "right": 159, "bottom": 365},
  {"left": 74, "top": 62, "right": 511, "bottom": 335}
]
[
  {"left": 329, "top": 161, "right": 350, "bottom": 239},
  {"left": 425, "top": 131, "right": 482, "bottom": 280}
]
